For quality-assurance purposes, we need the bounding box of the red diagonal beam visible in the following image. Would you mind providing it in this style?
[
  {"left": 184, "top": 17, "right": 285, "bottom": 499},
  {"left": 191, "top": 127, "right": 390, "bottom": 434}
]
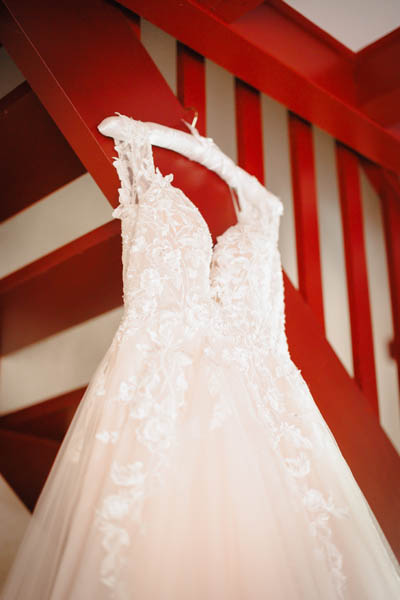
[
  {"left": 355, "top": 28, "right": 400, "bottom": 127},
  {"left": 0, "top": 387, "right": 84, "bottom": 442},
  {"left": 0, "top": 81, "right": 85, "bottom": 221},
  {"left": 121, "top": 0, "right": 400, "bottom": 175},
  {"left": 190, "top": 0, "right": 264, "bottom": 23},
  {"left": 336, "top": 144, "right": 379, "bottom": 414},
  {"left": 289, "top": 113, "right": 325, "bottom": 330},
  {"left": 0, "top": 429, "right": 60, "bottom": 511}
]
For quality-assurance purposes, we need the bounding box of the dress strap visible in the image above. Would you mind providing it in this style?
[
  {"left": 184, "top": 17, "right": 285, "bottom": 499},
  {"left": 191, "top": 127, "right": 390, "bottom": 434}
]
[{"left": 108, "top": 113, "right": 155, "bottom": 215}]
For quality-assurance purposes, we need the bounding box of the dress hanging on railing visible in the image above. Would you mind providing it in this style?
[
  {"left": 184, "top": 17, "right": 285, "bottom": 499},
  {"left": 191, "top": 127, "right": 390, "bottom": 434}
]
[{"left": 2, "top": 113, "right": 400, "bottom": 600}]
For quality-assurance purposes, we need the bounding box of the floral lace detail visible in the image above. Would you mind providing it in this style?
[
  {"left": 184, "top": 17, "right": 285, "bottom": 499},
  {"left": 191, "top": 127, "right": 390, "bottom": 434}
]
[
  {"left": 96, "top": 460, "right": 147, "bottom": 589},
  {"left": 217, "top": 337, "right": 350, "bottom": 598},
  {"left": 93, "top": 115, "right": 350, "bottom": 598}
]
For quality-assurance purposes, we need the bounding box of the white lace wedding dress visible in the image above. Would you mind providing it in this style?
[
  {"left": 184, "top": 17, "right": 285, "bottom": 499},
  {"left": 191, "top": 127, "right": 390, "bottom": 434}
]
[{"left": 2, "top": 114, "right": 400, "bottom": 599}]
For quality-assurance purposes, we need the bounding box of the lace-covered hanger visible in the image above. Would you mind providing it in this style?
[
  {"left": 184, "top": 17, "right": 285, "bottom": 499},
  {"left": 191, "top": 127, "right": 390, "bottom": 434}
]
[{"left": 98, "top": 112, "right": 247, "bottom": 221}]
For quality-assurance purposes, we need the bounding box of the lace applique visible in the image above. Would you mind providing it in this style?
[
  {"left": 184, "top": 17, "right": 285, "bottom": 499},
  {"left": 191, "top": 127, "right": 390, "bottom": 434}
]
[
  {"left": 248, "top": 350, "right": 349, "bottom": 598},
  {"left": 96, "top": 460, "right": 146, "bottom": 588},
  {"left": 95, "top": 431, "right": 119, "bottom": 444}
]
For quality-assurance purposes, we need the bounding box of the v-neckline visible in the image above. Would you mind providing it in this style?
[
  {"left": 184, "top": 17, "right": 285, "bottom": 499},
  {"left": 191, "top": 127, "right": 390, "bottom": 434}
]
[
  {"left": 143, "top": 167, "right": 244, "bottom": 260},
  {"left": 142, "top": 133, "right": 248, "bottom": 259}
]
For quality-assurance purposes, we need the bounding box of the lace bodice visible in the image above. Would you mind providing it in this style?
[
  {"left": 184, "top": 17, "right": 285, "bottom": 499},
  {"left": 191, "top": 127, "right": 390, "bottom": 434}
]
[{"left": 103, "top": 113, "right": 287, "bottom": 357}]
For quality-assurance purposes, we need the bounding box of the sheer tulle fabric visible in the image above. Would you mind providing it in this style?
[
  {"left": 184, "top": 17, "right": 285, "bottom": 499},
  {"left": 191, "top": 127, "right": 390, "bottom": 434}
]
[{"left": 2, "top": 115, "right": 400, "bottom": 599}]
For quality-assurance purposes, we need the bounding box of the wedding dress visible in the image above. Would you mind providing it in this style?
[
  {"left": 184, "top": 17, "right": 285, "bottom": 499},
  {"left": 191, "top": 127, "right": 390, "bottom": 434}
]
[{"left": 2, "top": 113, "right": 400, "bottom": 600}]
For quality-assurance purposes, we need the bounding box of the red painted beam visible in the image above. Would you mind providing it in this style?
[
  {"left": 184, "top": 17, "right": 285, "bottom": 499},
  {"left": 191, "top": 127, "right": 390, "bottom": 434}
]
[
  {"left": 177, "top": 42, "right": 206, "bottom": 135},
  {"left": 288, "top": 113, "right": 325, "bottom": 330},
  {"left": 336, "top": 144, "right": 379, "bottom": 414},
  {"left": 284, "top": 272, "right": 400, "bottom": 559},
  {"left": 0, "top": 429, "right": 60, "bottom": 511},
  {"left": 0, "top": 81, "right": 85, "bottom": 221},
  {"left": 235, "top": 78, "right": 264, "bottom": 183},
  {"left": 0, "top": 387, "right": 84, "bottom": 441},
  {"left": 117, "top": 3, "right": 141, "bottom": 38},
  {"left": 190, "top": 0, "right": 264, "bottom": 23},
  {"left": 355, "top": 28, "right": 400, "bottom": 127},
  {"left": 0, "top": 221, "right": 122, "bottom": 355},
  {"left": 121, "top": 0, "right": 400, "bottom": 175}
]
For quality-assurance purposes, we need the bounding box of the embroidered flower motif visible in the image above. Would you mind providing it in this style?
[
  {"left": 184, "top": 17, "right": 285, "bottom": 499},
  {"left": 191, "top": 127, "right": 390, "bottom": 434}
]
[
  {"left": 96, "top": 431, "right": 119, "bottom": 444},
  {"left": 111, "top": 461, "right": 145, "bottom": 487},
  {"left": 100, "top": 494, "right": 131, "bottom": 521},
  {"left": 141, "top": 415, "right": 174, "bottom": 446}
]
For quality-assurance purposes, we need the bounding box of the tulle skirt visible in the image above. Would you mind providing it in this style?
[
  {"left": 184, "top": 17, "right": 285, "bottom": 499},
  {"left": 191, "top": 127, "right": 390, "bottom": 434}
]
[{"left": 2, "top": 316, "right": 400, "bottom": 600}]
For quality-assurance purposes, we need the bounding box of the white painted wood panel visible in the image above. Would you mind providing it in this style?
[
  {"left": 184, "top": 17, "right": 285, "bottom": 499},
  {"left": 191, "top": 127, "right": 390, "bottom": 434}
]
[
  {"left": 0, "top": 307, "right": 123, "bottom": 415},
  {"left": 141, "top": 18, "right": 177, "bottom": 96},
  {"left": 261, "top": 94, "right": 298, "bottom": 288},
  {"left": 313, "top": 126, "right": 353, "bottom": 376},
  {"left": 205, "top": 59, "right": 237, "bottom": 163},
  {"left": 0, "top": 174, "right": 112, "bottom": 279},
  {"left": 360, "top": 168, "right": 400, "bottom": 452}
]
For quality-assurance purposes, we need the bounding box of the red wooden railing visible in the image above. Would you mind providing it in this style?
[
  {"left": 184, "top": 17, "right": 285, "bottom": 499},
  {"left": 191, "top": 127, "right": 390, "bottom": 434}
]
[
  {"left": 288, "top": 113, "right": 325, "bottom": 331},
  {"left": 336, "top": 144, "right": 379, "bottom": 414},
  {"left": 0, "top": 0, "right": 399, "bottom": 557}
]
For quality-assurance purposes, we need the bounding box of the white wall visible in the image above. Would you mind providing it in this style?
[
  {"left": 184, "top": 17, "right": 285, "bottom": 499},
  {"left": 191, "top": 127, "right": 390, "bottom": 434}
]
[
  {"left": 0, "top": 20, "right": 399, "bottom": 453},
  {"left": 313, "top": 126, "right": 353, "bottom": 376},
  {"left": 0, "top": 173, "right": 112, "bottom": 278},
  {"left": 0, "top": 307, "right": 123, "bottom": 414},
  {"left": 283, "top": 0, "right": 400, "bottom": 51}
]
